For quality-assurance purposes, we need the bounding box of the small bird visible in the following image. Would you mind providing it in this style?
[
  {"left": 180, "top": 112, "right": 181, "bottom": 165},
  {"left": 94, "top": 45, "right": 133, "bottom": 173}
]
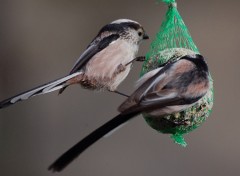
[
  {"left": 48, "top": 54, "right": 210, "bottom": 172},
  {"left": 0, "top": 19, "right": 149, "bottom": 109}
]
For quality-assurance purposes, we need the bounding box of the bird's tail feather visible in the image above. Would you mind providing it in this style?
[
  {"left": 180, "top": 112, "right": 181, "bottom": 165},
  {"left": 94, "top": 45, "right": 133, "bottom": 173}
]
[
  {"left": 48, "top": 111, "right": 140, "bottom": 172},
  {"left": 0, "top": 72, "right": 81, "bottom": 109}
]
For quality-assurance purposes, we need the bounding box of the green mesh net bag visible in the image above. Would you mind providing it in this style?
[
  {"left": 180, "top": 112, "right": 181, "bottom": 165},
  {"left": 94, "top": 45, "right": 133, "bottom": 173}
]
[{"left": 141, "top": 0, "right": 214, "bottom": 147}]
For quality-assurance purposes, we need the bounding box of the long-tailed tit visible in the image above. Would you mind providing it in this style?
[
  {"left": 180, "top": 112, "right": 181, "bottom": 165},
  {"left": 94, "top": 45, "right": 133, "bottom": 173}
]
[
  {"left": 49, "top": 54, "right": 210, "bottom": 172},
  {"left": 0, "top": 19, "right": 149, "bottom": 109}
]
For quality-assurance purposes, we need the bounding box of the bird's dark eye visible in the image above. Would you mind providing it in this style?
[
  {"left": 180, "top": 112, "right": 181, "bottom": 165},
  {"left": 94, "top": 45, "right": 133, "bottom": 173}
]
[{"left": 138, "top": 32, "right": 142, "bottom": 36}]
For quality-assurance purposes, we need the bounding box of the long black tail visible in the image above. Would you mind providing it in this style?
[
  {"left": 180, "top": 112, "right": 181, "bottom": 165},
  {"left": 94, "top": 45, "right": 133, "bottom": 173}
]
[
  {"left": 0, "top": 72, "right": 81, "bottom": 109},
  {"left": 48, "top": 111, "right": 140, "bottom": 172}
]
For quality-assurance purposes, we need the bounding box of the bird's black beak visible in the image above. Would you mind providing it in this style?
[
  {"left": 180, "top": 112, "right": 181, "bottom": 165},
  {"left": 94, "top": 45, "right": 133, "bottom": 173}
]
[{"left": 143, "top": 33, "right": 149, "bottom": 40}]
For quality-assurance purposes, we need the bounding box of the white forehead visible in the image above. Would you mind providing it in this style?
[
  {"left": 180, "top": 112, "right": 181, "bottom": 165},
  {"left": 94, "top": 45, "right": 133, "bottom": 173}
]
[{"left": 111, "top": 19, "right": 139, "bottom": 25}]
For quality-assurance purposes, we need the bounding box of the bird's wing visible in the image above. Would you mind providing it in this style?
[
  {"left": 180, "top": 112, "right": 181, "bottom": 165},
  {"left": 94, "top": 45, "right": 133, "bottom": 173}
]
[
  {"left": 69, "top": 34, "right": 120, "bottom": 74},
  {"left": 119, "top": 59, "right": 196, "bottom": 113},
  {"left": 118, "top": 62, "right": 172, "bottom": 112},
  {"left": 135, "top": 67, "right": 163, "bottom": 88}
]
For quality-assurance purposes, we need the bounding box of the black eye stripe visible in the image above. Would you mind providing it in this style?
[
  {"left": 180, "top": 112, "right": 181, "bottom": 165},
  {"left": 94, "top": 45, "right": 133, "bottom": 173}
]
[{"left": 99, "top": 24, "right": 124, "bottom": 34}]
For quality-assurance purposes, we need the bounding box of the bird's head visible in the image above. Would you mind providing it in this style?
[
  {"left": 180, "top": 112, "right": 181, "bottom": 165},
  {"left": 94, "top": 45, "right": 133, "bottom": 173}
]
[{"left": 99, "top": 19, "right": 149, "bottom": 45}]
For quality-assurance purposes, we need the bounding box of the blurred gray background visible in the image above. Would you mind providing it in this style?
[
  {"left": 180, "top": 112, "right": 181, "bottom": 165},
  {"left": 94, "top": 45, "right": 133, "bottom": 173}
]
[{"left": 0, "top": 0, "right": 239, "bottom": 176}]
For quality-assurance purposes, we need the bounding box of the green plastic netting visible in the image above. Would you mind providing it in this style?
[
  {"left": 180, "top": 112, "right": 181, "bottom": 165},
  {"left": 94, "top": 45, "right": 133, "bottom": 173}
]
[{"left": 140, "top": 0, "right": 214, "bottom": 147}]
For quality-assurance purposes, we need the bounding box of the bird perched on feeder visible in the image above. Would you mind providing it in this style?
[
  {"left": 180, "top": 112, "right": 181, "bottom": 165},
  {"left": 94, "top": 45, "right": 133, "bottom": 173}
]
[{"left": 0, "top": 19, "right": 149, "bottom": 109}]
